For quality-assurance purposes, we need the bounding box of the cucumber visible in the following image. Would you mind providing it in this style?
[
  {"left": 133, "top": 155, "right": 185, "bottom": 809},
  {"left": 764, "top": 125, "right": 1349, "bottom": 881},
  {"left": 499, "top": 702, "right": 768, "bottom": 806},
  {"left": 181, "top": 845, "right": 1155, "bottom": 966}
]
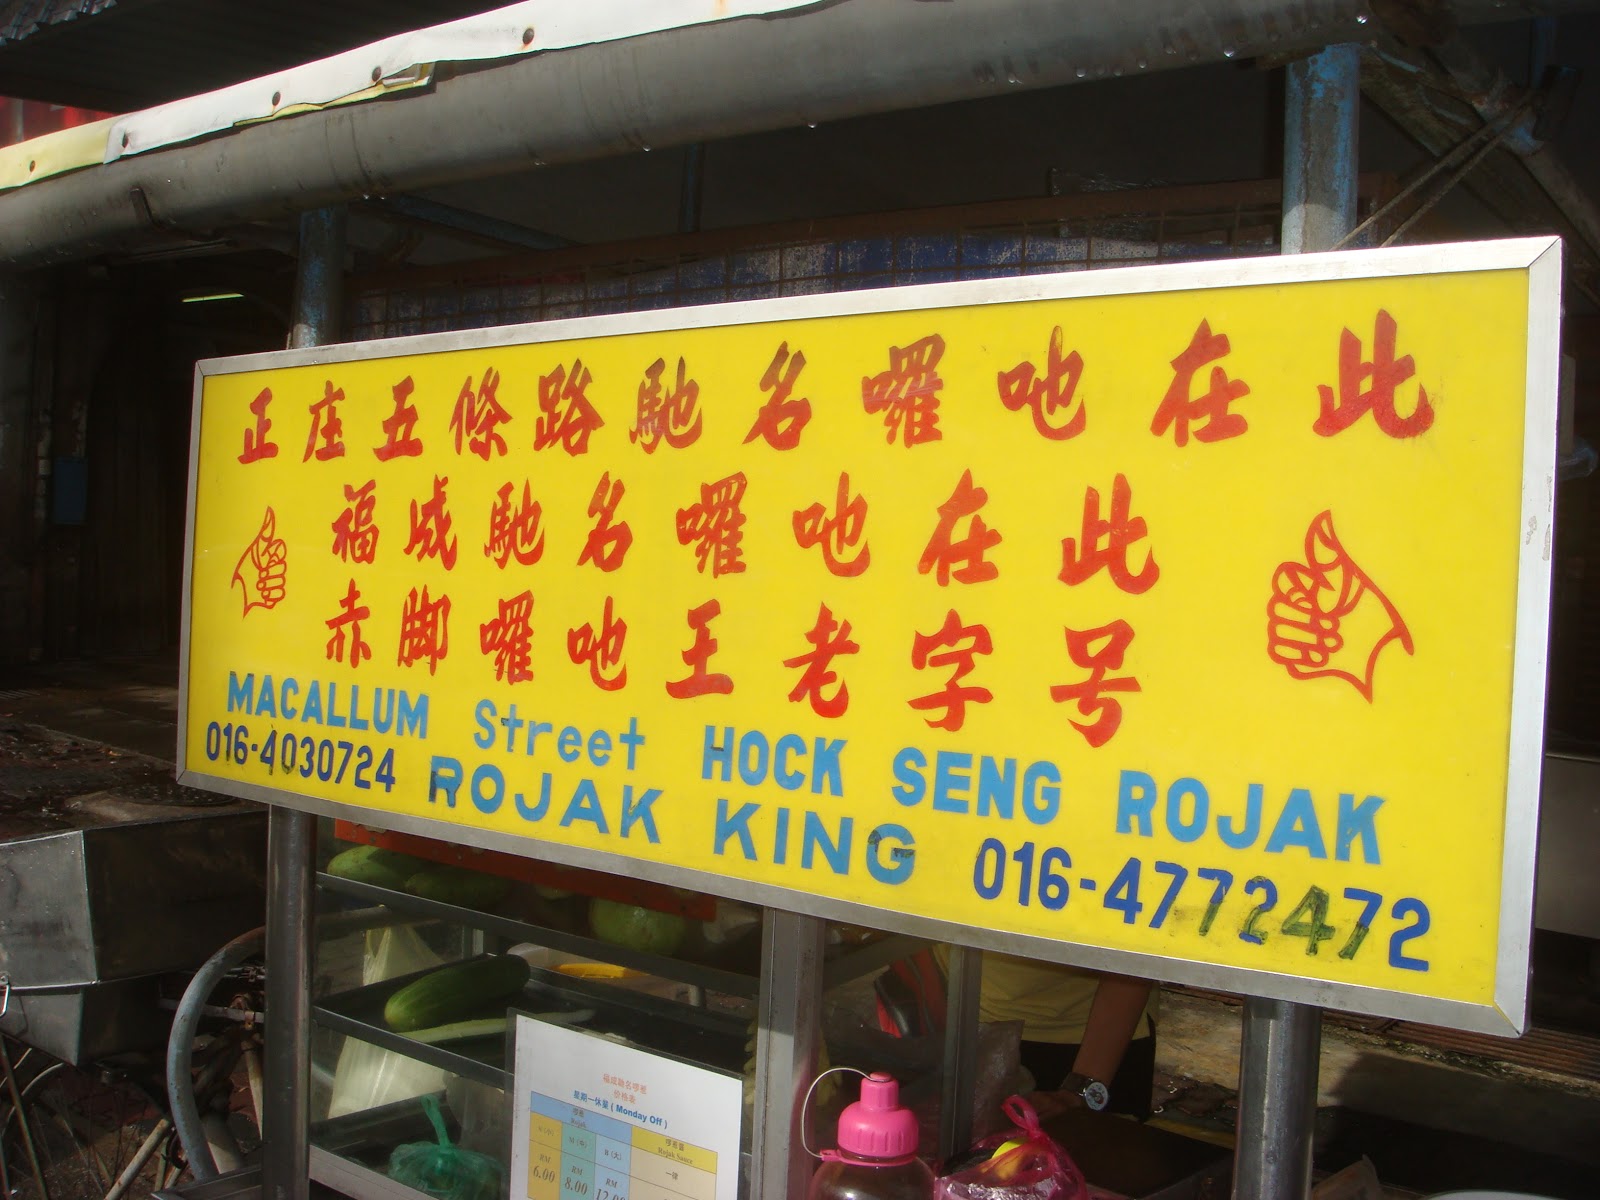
[
  {"left": 383, "top": 956, "right": 531, "bottom": 1032},
  {"left": 326, "top": 845, "right": 429, "bottom": 889},
  {"left": 401, "top": 866, "right": 510, "bottom": 910}
]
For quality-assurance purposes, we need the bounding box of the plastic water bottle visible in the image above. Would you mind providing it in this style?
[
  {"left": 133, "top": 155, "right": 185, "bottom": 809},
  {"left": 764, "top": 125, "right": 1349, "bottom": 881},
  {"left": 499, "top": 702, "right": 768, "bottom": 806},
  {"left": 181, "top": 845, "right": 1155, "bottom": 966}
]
[{"left": 808, "top": 1072, "right": 934, "bottom": 1200}]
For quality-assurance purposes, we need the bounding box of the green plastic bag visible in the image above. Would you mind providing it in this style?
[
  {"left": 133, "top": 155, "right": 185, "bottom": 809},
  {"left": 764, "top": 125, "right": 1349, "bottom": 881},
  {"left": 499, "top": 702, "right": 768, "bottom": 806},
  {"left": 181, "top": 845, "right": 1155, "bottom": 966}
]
[{"left": 388, "top": 1094, "right": 504, "bottom": 1200}]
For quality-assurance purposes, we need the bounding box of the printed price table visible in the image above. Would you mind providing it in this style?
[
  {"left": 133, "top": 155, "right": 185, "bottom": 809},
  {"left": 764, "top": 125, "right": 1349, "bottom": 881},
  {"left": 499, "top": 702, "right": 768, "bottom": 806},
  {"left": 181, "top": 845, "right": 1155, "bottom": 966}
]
[
  {"left": 526, "top": 1092, "right": 717, "bottom": 1200},
  {"left": 512, "top": 1016, "right": 741, "bottom": 1200}
]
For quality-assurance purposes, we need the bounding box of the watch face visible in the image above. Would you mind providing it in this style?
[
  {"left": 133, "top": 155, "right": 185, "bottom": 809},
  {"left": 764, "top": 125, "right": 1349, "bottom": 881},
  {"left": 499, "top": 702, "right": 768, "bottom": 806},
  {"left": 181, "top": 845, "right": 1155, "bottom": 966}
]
[{"left": 1081, "top": 1080, "right": 1110, "bottom": 1112}]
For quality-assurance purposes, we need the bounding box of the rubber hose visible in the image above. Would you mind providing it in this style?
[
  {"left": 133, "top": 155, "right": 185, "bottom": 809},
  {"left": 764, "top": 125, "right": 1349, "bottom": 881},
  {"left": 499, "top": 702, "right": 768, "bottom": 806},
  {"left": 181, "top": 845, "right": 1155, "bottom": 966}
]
[{"left": 166, "top": 927, "right": 265, "bottom": 1182}]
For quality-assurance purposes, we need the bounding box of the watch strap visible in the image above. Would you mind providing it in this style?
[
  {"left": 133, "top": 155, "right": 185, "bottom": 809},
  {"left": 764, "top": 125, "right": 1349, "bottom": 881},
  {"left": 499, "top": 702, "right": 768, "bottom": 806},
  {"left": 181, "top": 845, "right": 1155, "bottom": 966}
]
[{"left": 1062, "top": 1071, "right": 1110, "bottom": 1111}]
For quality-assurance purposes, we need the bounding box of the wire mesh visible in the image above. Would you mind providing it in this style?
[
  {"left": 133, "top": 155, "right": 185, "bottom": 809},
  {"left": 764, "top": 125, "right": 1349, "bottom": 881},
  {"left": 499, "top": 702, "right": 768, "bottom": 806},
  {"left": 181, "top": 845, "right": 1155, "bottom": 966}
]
[{"left": 349, "top": 185, "right": 1303, "bottom": 342}]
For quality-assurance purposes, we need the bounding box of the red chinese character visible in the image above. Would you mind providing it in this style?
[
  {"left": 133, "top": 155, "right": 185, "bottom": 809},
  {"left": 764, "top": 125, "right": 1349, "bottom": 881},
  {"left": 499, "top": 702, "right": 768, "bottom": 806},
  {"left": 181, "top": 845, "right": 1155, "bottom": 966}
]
[
  {"left": 862, "top": 334, "right": 945, "bottom": 447},
  {"left": 677, "top": 473, "right": 748, "bottom": 577},
  {"left": 239, "top": 387, "right": 279, "bottom": 464},
  {"left": 1060, "top": 474, "right": 1158, "bottom": 594},
  {"left": 304, "top": 381, "right": 347, "bottom": 461},
  {"left": 480, "top": 590, "right": 535, "bottom": 684},
  {"left": 1049, "top": 620, "right": 1140, "bottom": 748},
  {"left": 331, "top": 479, "right": 379, "bottom": 564},
  {"left": 665, "top": 600, "right": 734, "bottom": 698},
  {"left": 486, "top": 481, "right": 545, "bottom": 568},
  {"left": 784, "top": 603, "right": 859, "bottom": 719},
  {"left": 1150, "top": 319, "right": 1250, "bottom": 446},
  {"left": 324, "top": 580, "right": 372, "bottom": 668},
  {"left": 535, "top": 359, "right": 605, "bottom": 455},
  {"left": 405, "top": 475, "right": 459, "bottom": 569},
  {"left": 744, "top": 342, "right": 811, "bottom": 450},
  {"left": 578, "top": 473, "right": 633, "bottom": 572},
  {"left": 909, "top": 610, "right": 994, "bottom": 732},
  {"left": 568, "top": 595, "right": 628, "bottom": 692},
  {"left": 919, "top": 469, "right": 1001, "bottom": 585},
  {"left": 1314, "top": 309, "right": 1433, "bottom": 438},
  {"left": 996, "top": 326, "right": 1086, "bottom": 440},
  {"left": 450, "top": 366, "right": 511, "bottom": 460},
  {"left": 793, "top": 473, "right": 870, "bottom": 578},
  {"left": 397, "top": 586, "right": 450, "bottom": 675},
  {"left": 632, "top": 357, "right": 703, "bottom": 452},
  {"left": 374, "top": 375, "right": 424, "bottom": 461}
]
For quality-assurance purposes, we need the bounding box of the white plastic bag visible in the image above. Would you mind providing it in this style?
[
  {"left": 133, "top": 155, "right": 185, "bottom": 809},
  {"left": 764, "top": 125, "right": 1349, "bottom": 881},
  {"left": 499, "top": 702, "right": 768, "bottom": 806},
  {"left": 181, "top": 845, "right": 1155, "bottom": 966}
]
[{"left": 328, "top": 925, "right": 449, "bottom": 1118}]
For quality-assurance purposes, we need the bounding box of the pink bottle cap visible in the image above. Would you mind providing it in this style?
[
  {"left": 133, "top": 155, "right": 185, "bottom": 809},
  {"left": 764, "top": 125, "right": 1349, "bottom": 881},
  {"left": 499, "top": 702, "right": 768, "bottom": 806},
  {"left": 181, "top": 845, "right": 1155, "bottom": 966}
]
[{"left": 835, "top": 1073, "right": 919, "bottom": 1159}]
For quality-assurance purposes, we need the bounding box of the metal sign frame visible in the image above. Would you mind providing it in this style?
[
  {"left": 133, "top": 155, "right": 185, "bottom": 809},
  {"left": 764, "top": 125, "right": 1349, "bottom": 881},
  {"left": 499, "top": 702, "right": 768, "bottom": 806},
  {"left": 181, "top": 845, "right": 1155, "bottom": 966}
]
[{"left": 178, "top": 236, "right": 1560, "bottom": 1036}]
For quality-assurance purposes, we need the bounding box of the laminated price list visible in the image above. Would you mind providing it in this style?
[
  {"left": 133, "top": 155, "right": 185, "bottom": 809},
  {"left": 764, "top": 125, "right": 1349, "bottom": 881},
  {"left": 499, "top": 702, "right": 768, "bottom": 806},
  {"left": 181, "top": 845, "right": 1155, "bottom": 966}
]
[
  {"left": 512, "top": 1015, "right": 741, "bottom": 1200},
  {"left": 525, "top": 1094, "right": 716, "bottom": 1200}
]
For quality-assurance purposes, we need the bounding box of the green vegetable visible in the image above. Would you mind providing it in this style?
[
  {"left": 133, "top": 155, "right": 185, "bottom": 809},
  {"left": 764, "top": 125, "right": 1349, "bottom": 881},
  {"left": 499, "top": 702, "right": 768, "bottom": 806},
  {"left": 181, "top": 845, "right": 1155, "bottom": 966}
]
[
  {"left": 326, "top": 845, "right": 429, "bottom": 889},
  {"left": 403, "top": 1017, "right": 510, "bottom": 1045},
  {"left": 383, "top": 956, "right": 531, "bottom": 1032},
  {"left": 589, "top": 899, "right": 687, "bottom": 957},
  {"left": 402, "top": 866, "right": 510, "bottom": 910}
]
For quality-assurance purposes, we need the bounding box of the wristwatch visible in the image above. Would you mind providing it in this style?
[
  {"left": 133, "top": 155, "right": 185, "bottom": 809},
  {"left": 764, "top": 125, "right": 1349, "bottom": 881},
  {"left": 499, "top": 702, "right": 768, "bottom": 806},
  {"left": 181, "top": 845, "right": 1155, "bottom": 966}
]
[{"left": 1062, "top": 1071, "right": 1110, "bottom": 1112}]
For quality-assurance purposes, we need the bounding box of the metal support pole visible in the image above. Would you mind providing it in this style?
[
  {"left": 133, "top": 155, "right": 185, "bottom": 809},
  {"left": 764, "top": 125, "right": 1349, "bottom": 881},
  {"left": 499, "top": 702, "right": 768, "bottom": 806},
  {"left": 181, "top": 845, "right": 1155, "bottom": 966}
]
[
  {"left": 263, "top": 206, "right": 345, "bottom": 1200},
  {"left": 937, "top": 945, "right": 983, "bottom": 1160},
  {"left": 1232, "top": 998, "right": 1322, "bottom": 1200},
  {"left": 289, "top": 207, "right": 346, "bottom": 350},
  {"left": 679, "top": 142, "right": 706, "bottom": 235},
  {"left": 1232, "top": 44, "right": 1357, "bottom": 1200},
  {"left": 263, "top": 809, "right": 315, "bottom": 1200},
  {"left": 750, "top": 909, "right": 825, "bottom": 1200},
  {"left": 1281, "top": 44, "right": 1360, "bottom": 256}
]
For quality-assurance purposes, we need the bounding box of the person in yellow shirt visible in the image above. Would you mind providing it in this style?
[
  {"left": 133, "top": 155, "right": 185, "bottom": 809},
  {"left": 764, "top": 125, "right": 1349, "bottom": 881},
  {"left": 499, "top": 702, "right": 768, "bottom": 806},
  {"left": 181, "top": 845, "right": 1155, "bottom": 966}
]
[{"left": 961, "top": 953, "right": 1158, "bottom": 1120}]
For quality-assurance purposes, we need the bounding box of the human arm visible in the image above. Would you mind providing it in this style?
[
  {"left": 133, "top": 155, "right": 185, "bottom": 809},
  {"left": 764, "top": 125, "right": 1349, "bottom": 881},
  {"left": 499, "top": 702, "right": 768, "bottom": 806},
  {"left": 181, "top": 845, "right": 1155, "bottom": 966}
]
[{"left": 1030, "top": 973, "right": 1152, "bottom": 1117}]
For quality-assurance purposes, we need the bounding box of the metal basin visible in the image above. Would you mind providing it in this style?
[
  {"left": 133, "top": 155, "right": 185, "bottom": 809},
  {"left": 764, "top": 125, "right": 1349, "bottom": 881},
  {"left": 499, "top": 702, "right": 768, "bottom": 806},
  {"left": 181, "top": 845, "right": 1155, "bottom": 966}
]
[{"left": 0, "top": 789, "right": 266, "bottom": 1063}]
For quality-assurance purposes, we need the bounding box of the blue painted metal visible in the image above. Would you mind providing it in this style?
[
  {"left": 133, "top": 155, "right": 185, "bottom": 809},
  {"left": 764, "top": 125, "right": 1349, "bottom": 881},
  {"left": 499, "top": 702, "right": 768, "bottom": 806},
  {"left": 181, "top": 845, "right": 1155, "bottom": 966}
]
[
  {"left": 290, "top": 206, "right": 346, "bottom": 349},
  {"left": 1232, "top": 45, "right": 1362, "bottom": 1200},
  {"left": 1282, "top": 43, "right": 1360, "bottom": 254},
  {"left": 373, "top": 195, "right": 567, "bottom": 252}
]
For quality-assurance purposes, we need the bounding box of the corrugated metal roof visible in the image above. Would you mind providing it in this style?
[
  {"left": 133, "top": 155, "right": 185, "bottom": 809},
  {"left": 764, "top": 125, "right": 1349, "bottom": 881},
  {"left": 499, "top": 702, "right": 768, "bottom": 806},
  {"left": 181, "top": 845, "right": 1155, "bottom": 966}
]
[
  {"left": 0, "top": 0, "right": 117, "bottom": 47},
  {"left": 0, "top": 0, "right": 504, "bottom": 110}
]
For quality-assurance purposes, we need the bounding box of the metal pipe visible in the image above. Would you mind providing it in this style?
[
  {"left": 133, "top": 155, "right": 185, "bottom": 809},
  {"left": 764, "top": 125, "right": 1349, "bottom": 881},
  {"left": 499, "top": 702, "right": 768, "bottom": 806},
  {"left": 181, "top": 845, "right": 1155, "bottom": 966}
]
[
  {"left": 289, "top": 207, "right": 347, "bottom": 350},
  {"left": 263, "top": 809, "right": 315, "bottom": 1200},
  {"left": 104, "top": 1116, "right": 173, "bottom": 1200},
  {"left": 1231, "top": 43, "right": 1354, "bottom": 1200},
  {"left": 0, "top": 0, "right": 1383, "bottom": 267},
  {"left": 938, "top": 945, "right": 983, "bottom": 1160},
  {"left": 0, "top": 1034, "right": 48, "bottom": 1199},
  {"left": 1282, "top": 44, "right": 1360, "bottom": 255},
  {"left": 679, "top": 143, "right": 706, "bottom": 235},
  {"left": 166, "top": 926, "right": 265, "bottom": 1181},
  {"left": 1403, "top": 32, "right": 1600, "bottom": 269},
  {"left": 750, "top": 909, "right": 824, "bottom": 1200},
  {"left": 261, "top": 209, "right": 343, "bottom": 1200},
  {"left": 1232, "top": 998, "right": 1322, "bottom": 1200}
]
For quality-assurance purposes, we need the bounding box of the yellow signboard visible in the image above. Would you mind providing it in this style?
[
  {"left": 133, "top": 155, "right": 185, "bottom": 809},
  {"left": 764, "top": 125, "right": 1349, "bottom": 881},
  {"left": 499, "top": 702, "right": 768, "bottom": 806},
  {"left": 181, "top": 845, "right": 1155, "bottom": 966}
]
[{"left": 180, "top": 238, "right": 1560, "bottom": 1033}]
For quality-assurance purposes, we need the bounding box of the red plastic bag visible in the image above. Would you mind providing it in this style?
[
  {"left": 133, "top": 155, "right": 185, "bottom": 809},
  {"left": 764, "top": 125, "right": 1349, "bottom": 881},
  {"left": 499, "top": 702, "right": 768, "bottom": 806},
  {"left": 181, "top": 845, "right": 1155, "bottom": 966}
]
[{"left": 934, "top": 1096, "right": 1088, "bottom": 1200}]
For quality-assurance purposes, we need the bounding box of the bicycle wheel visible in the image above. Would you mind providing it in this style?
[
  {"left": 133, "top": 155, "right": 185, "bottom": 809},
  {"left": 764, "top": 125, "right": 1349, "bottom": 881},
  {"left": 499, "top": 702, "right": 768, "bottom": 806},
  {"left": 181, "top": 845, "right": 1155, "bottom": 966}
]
[{"left": 2, "top": 1057, "right": 176, "bottom": 1200}]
